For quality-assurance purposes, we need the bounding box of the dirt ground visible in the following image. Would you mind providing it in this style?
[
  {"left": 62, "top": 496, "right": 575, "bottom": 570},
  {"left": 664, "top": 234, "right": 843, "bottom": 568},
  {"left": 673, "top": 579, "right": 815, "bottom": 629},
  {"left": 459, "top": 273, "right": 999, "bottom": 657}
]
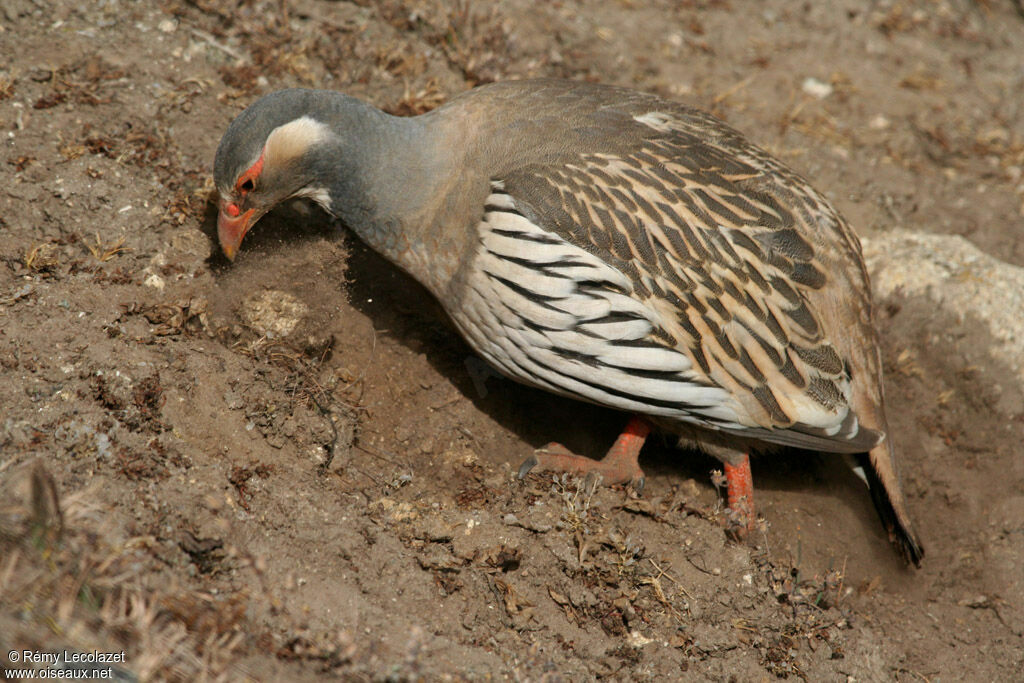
[{"left": 2, "top": 0, "right": 1023, "bottom": 680}]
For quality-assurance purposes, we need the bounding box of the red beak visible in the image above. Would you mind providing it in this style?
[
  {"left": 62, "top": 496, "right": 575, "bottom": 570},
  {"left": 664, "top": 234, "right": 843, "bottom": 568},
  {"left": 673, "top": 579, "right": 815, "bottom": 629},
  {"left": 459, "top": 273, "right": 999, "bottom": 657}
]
[{"left": 217, "top": 205, "right": 257, "bottom": 261}]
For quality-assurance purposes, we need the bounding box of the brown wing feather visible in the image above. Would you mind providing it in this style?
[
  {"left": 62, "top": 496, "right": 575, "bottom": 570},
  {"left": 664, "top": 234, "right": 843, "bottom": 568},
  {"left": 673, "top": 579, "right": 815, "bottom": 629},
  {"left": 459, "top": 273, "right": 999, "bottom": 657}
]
[{"left": 497, "top": 111, "right": 881, "bottom": 453}]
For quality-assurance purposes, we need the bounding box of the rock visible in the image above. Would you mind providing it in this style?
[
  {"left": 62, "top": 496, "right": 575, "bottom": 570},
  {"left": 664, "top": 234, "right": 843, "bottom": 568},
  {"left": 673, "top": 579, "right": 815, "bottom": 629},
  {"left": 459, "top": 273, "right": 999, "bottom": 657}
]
[
  {"left": 143, "top": 272, "right": 165, "bottom": 289},
  {"left": 240, "top": 290, "right": 308, "bottom": 338},
  {"left": 869, "top": 114, "right": 891, "bottom": 130},
  {"left": 862, "top": 230, "right": 1024, "bottom": 382},
  {"left": 169, "top": 226, "right": 213, "bottom": 266},
  {"left": 801, "top": 77, "right": 833, "bottom": 99}
]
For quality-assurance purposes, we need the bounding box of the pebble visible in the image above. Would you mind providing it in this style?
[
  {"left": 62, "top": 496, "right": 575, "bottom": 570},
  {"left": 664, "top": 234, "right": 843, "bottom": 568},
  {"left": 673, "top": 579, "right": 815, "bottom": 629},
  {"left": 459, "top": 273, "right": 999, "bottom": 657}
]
[{"left": 801, "top": 77, "right": 833, "bottom": 99}]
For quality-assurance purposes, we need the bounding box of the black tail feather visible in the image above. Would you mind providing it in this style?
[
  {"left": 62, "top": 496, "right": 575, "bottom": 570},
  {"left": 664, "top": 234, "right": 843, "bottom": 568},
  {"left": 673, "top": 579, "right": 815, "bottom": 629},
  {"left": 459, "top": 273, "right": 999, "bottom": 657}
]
[{"left": 854, "top": 452, "right": 924, "bottom": 567}]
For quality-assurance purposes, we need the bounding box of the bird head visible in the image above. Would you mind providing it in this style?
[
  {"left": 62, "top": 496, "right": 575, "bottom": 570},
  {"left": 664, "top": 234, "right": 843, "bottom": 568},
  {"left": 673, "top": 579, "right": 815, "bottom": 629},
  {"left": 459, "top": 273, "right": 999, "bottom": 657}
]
[{"left": 213, "top": 90, "right": 335, "bottom": 260}]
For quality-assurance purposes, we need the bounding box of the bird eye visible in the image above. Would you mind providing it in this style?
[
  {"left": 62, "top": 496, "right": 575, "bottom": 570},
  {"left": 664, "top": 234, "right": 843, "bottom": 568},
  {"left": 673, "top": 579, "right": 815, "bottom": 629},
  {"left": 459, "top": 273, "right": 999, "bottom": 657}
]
[{"left": 235, "top": 152, "right": 264, "bottom": 195}]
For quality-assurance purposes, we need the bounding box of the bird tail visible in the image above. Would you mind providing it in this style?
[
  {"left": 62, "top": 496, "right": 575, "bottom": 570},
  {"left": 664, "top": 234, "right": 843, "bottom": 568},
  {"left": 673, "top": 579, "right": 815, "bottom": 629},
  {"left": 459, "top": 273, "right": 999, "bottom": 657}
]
[{"left": 850, "top": 443, "right": 924, "bottom": 567}]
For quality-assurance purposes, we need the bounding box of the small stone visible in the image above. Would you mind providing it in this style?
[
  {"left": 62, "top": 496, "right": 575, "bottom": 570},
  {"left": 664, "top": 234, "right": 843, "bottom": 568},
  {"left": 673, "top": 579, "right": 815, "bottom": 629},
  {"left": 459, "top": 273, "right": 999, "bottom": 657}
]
[
  {"left": 958, "top": 595, "right": 990, "bottom": 608},
  {"left": 627, "top": 631, "right": 653, "bottom": 647},
  {"left": 869, "top": 114, "right": 891, "bottom": 130},
  {"left": 801, "top": 77, "right": 833, "bottom": 99},
  {"left": 143, "top": 272, "right": 165, "bottom": 290}
]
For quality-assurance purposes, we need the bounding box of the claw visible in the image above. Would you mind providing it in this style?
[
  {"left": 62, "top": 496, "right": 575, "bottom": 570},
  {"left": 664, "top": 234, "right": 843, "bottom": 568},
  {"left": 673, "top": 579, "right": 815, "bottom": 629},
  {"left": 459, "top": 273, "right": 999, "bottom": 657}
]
[{"left": 517, "top": 454, "right": 539, "bottom": 480}]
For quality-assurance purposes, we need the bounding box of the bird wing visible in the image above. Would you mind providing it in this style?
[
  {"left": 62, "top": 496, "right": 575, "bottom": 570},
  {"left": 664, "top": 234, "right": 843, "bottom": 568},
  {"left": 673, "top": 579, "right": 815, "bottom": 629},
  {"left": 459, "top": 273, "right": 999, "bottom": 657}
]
[
  {"left": 456, "top": 148, "right": 880, "bottom": 454},
  {"left": 454, "top": 109, "right": 883, "bottom": 454}
]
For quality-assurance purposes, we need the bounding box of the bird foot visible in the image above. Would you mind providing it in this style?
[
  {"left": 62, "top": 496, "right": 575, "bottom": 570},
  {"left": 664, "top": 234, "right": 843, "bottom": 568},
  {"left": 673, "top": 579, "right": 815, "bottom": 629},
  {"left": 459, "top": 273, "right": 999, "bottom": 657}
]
[
  {"left": 517, "top": 416, "right": 651, "bottom": 493},
  {"left": 724, "top": 500, "right": 755, "bottom": 541},
  {"left": 518, "top": 442, "right": 646, "bottom": 492}
]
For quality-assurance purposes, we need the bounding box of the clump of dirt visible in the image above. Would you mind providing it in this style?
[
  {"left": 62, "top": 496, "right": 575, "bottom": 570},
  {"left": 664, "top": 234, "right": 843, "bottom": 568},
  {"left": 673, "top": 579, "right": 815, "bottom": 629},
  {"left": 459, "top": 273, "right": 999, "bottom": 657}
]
[{"left": 2, "top": 0, "right": 1023, "bottom": 680}]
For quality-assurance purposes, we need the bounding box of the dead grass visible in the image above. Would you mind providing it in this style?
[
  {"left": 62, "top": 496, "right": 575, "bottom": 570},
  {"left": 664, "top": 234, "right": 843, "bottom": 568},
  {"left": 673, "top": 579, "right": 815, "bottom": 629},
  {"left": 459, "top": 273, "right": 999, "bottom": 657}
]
[
  {"left": 84, "top": 233, "right": 129, "bottom": 263},
  {"left": 24, "top": 242, "right": 61, "bottom": 273},
  {"left": 0, "top": 463, "right": 247, "bottom": 681}
]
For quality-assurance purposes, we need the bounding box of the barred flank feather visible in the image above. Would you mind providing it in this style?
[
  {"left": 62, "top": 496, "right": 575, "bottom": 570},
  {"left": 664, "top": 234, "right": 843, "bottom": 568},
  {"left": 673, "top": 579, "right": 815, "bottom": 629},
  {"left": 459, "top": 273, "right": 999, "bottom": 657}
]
[{"left": 459, "top": 180, "right": 880, "bottom": 455}]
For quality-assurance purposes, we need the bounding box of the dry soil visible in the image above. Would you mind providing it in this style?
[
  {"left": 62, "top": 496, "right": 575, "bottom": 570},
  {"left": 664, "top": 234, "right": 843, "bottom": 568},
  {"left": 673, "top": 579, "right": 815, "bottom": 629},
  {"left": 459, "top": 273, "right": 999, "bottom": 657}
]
[{"left": 2, "top": 0, "right": 1023, "bottom": 680}]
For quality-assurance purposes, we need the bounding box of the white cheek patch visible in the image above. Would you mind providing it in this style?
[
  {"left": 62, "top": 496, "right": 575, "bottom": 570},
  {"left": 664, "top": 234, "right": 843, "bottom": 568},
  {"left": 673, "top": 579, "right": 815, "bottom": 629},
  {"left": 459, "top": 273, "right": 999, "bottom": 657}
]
[{"left": 264, "top": 116, "right": 331, "bottom": 167}]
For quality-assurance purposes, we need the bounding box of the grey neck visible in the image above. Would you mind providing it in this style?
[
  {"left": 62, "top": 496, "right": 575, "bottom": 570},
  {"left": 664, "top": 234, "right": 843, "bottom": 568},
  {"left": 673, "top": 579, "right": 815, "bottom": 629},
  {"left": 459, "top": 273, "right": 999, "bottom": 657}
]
[{"left": 308, "top": 96, "right": 452, "bottom": 289}]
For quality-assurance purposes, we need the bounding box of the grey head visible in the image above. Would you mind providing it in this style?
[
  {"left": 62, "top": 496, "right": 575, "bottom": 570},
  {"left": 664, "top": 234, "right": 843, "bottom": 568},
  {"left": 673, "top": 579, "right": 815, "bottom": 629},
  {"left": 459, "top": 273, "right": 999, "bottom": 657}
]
[{"left": 214, "top": 88, "right": 381, "bottom": 260}]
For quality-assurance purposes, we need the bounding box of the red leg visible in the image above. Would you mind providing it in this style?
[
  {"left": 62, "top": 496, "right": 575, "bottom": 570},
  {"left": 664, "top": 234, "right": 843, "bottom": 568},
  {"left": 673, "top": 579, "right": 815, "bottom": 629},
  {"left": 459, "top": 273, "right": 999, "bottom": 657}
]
[
  {"left": 723, "top": 454, "right": 756, "bottom": 535},
  {"left": 518, "top": 416, "right": 650, "bottom": 490}
]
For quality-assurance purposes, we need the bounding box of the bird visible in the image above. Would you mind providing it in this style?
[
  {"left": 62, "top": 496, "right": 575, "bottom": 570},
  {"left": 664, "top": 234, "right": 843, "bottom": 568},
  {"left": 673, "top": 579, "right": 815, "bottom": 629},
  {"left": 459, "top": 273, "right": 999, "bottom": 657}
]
[{"left": 213, "top": 79, "right": 923, "bottom": 565}]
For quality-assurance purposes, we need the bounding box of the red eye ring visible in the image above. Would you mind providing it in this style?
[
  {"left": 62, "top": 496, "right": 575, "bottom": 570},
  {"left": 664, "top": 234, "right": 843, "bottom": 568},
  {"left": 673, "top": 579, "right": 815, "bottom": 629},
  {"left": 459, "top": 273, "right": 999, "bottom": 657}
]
[
  {"left": 226, "top": 202, "right": 240, "bottom": 218},
  {"left": 235, "top": 151, "right": 265, "bottom": 195}
]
